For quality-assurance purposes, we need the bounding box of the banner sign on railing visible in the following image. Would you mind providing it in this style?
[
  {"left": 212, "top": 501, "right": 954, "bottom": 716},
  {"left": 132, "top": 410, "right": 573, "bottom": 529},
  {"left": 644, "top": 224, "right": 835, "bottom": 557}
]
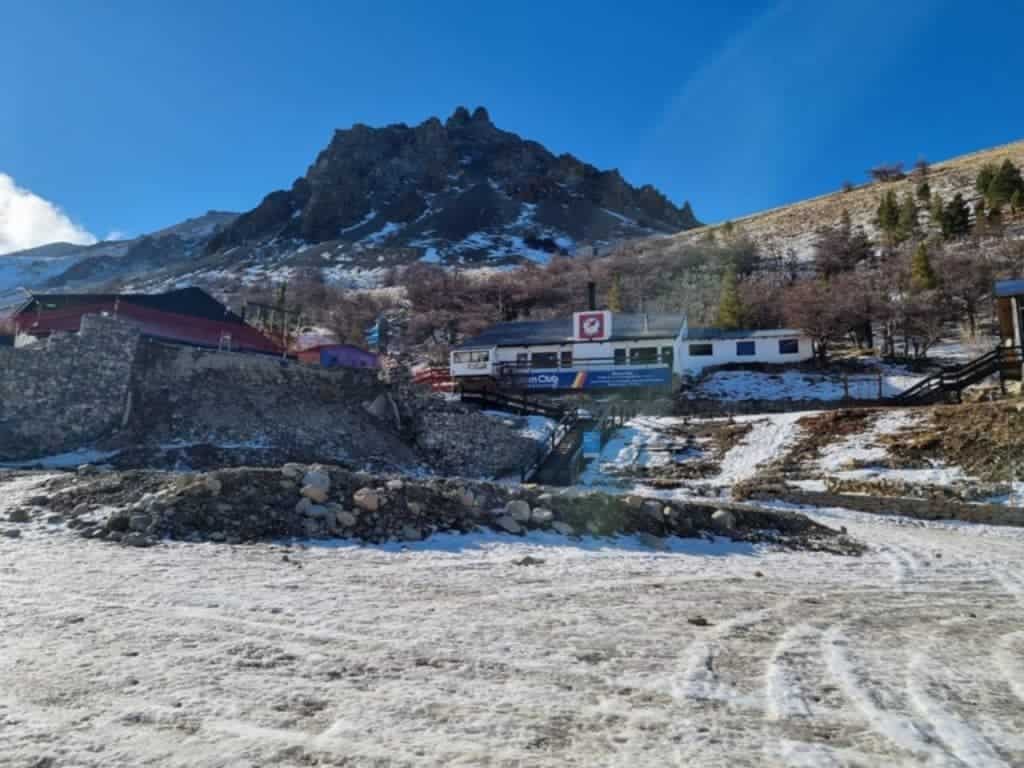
[{"left": 515, "top": 366, "right": 671, "bottom": 390}]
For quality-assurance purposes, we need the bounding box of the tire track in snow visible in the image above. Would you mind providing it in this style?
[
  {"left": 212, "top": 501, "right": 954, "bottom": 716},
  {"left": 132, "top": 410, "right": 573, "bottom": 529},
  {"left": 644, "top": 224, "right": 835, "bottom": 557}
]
[
  {"left": 822, "top": 623, "right": 956, "bottom": 765},
  {"left": 763, "top": 622, "right": 845, "bottom": 767},
  {"left": 995, "top": 632, "right": 1024, "bottom": 706},
  {"left": 675, "top": 603, "right": 784, "bottom": 703},
  {"left": 905, "top": 651, "right": 1010, "bottom": 768},
  {"left": 764, "top": 622, "right": 818, "bottom": 720},
  {"left": 879, "top": 544, "right": 924, "bottom": 586}
]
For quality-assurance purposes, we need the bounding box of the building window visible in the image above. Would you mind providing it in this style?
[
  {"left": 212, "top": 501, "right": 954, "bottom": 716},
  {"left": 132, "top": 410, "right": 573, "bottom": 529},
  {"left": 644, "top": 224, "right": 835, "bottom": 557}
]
[
  {"left": 560, "top": 350, "right": 573, "bottom": 367},
  {"left": 452, "top": 350, "right": 491, "bottom": 370},
  {"left": 629, "top": 347, "right": 658, "bottom": 364},
  {"left": 660, "top": 346, "right": 674, "bottom": 366},
  {"left": 778, "top": 338, "right": 799, "bottom": 355},
  {"left": 688, "top": 343, "right": 713, "bottom": 357},
  {"left": 516, "top": 352, "right": 529, "bottom": 368},
  {"left": 452, "top": 350, "right": 490, "bottom": 364},
  {"left": 614, "top": 348, "right": 627, "bottom": 366},
  {"left": 531, "top": 352, "right": 558, "bottom": 369},
  {"left": 736, "top": 340, "right": 756, "bottom": 356}
]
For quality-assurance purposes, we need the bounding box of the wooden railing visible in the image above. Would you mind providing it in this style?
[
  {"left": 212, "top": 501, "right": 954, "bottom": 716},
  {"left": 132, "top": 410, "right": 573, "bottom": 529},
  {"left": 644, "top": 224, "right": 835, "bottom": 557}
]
[{"left": 892, "top": 346, "right": 1020, "bottom": 404}]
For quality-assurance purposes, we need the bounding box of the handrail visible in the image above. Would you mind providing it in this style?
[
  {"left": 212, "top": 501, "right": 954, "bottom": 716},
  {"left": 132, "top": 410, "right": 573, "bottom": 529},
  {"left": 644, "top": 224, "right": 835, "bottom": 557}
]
[
  {"left": 522, "top": 410, "right": 580, "bottom": 482},
  {"left": 460, "top": 389, "right": 566, "bottom": 420},
  {"left": 893, "top": 345, "right": 1019, "bottom": 403}
]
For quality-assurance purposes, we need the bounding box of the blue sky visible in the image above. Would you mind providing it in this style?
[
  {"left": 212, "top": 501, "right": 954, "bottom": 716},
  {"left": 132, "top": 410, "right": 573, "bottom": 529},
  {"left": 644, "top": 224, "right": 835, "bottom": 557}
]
[{"left": 2, "top": 0, "right": 1022, "bottom": 250}]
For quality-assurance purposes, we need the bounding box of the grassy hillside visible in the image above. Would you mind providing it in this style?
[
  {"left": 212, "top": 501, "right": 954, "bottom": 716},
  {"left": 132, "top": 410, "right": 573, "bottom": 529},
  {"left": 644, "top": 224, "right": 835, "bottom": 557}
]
[{"left": 669, "top": 140, "right": 1024, "bottom": 260}]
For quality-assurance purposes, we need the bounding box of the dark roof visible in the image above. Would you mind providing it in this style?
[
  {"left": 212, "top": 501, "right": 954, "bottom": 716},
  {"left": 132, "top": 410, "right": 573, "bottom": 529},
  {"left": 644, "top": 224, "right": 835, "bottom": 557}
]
[
  {"left": 995, "top": 279, "right": 1024, "bottom": 298},
  {"left": 683, "top": 327, "right": 803, "bottom": 340},
  {"left": 22, "top": 287, "right": 245, "bottom": 325},
  {"left": 457, "top": 313, "right": 686, "bottom": 348},
  {"left": 0, "top": 288, "right": 32, "bottom": 322}
]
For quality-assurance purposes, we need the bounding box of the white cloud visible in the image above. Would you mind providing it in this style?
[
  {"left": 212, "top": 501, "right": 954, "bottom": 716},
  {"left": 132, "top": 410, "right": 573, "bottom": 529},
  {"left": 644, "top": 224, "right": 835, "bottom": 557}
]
[
  {"left": 0, "top": 173, "right": 97, "bottom": 255},
  {"left": 104, "top": 229, "right": 130, "bottom": 242}
]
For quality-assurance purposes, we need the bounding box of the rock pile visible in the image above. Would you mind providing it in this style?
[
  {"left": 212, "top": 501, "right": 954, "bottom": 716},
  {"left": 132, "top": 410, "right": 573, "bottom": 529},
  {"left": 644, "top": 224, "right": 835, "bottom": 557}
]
[
  {"left": 30, "top": 465, "right": 862, "bottom": 553},
  {"left": 407, "top": 398, "right": 541, "bottom": 478}
]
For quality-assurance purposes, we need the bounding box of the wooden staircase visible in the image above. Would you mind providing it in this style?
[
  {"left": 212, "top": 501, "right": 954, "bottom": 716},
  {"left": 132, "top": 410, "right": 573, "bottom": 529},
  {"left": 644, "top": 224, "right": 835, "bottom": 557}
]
[{"left": 891, "top": 346, "right": 1022, "bottom": 405}]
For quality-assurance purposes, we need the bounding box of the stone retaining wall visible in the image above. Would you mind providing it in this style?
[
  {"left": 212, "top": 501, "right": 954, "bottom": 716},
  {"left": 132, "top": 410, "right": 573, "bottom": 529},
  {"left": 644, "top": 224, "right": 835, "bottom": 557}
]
[
  {"left": 740, "top": 484, "right": 1024, "bottom": 527},
  {"left": 0, "top": 316, "right": 140, "bottom": 460},
  {"left": 121, "top": 339, "right": 419, "bottom": 469},
  {"left": 0, "top": 316, "right": 583, "bottom": 478}
]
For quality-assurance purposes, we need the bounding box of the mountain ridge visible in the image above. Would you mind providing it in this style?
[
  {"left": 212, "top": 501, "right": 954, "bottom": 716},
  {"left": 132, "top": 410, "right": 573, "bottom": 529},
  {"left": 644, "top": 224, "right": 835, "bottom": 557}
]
[{"left": 0, "top": 108, "right": 699, "bottom": 294}]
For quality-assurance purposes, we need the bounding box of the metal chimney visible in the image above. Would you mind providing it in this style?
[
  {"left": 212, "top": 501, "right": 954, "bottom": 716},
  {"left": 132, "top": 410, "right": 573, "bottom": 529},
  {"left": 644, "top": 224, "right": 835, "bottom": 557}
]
[{"left": 587, "top": 281, "right": 596, "bottom": 310}]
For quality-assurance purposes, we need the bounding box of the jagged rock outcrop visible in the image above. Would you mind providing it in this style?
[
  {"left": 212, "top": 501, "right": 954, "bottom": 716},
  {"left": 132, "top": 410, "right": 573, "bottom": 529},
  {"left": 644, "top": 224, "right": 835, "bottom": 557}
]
[{"left": 207, "top": 106, "right": 700, "bottom": 263}]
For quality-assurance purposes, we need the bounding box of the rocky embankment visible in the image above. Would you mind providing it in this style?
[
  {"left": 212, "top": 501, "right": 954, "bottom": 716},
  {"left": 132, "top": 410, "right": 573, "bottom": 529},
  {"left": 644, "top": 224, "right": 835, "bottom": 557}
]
[{"left": 3, "top": 467, "right": 861, "bottom": 554}]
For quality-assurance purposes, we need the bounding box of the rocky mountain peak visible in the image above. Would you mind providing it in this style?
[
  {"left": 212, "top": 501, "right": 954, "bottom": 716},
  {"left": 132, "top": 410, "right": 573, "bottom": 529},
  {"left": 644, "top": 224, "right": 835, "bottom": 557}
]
[{"left": 206, "top": 107, "right": 700, "bottom": 266}]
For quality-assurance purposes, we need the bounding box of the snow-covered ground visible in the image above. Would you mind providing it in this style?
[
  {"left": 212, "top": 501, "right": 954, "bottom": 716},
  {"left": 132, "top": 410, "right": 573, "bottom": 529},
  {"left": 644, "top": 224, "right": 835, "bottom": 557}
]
[
  {"left": 714, "top": 412, "right": 807, "bottom": 486},
  {"left": 580, "top": 413, "right": 808, "bottom": 493},
  {"left": 691, "top": 369, "right": 924, "bottom": 401},
  {"left": 2, "top": 472, "right": 1023, "bottom": 767},
  {"left": 579, "top": 417, "right": 703, "bottom": 489},
  {"left": 814, "top": 410, "right": 984, "bottom": 490},
  {"left": 481, "top": 411, "right": 558, "bottom": 446},
  {"left": 0, "top": 447, "right": 120, "bottom": 470}
]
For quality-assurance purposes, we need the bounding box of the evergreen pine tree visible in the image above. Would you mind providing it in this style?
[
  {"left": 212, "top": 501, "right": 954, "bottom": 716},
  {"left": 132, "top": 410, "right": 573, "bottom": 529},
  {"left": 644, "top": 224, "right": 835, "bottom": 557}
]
[
  {"left": 897, "top": 193, "right": 919, "bottom": 241},
  {"left": 991, "top": 159, "right": 1024, "bottom": 208},
  {"left": 716, "top": 265, "right": 742, "bottom": 329},
  {"left": 876, "top": 190, "right": 901, "bottom": 243},
  {"left": 942, "top": 193, "right": 971, "bottom": 239},
  {"left": 605, "top": 274, "right": 624, "bottom": 312},
  {"left": 976, "top": 163, "right": 997, "bottom": 199},
  {"left": 977, "top": 159, "right": 1024, "bottom": 209},
  {"left": 916, "top": 179, "right": 931, "bottom": 202},
  {"left": 1012, "top": 189, "right": 1023, "bottom": 214},
  {"left": 910, "top": 243, "right": 937, "bottom": 291}
]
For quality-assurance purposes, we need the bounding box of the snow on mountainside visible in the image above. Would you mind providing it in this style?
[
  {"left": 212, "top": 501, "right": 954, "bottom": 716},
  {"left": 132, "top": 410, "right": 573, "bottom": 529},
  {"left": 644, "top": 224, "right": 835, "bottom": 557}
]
[
  {"left": 1, "top": 108, "right": 697, "bottom": 295},
  {"left": 0, "top": 211, "right": 238, "bottom": 294},
  {"left": 204, "top": 106, "right": 699, "bottom": 267}
]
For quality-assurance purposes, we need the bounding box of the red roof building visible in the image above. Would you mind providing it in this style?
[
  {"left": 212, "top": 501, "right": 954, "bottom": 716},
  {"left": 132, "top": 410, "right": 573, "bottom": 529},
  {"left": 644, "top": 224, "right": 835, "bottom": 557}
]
[{"left": 12, "top": 287, "right": 282, "bottom": 355}]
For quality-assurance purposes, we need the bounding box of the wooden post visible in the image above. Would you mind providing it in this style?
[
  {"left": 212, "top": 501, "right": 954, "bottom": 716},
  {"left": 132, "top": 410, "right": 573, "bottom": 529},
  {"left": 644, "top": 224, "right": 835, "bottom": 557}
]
[{"left": 843, "top": 374, "right": 850, "bottom": 400}]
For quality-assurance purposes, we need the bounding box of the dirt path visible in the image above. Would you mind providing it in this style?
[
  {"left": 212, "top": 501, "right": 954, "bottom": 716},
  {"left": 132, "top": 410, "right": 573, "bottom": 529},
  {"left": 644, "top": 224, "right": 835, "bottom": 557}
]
[{"left": 1, "top": 474, "right": 1023, "bottom": 767}]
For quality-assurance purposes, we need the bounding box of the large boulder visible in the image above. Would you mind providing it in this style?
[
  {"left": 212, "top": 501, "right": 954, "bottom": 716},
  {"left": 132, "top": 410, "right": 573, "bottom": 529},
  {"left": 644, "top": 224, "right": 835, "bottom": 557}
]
[
  {"left": 531, "top": 507, "right": 553, "bottom": 524},
  {"left": 301, "top": 467, "right": 331, "bottom": 503},
  {"left": 353, "top": 487, "right": 381, "bottom": 512},
  {"left": 505, "top": 499, "right": 532, "bottom": 523}
]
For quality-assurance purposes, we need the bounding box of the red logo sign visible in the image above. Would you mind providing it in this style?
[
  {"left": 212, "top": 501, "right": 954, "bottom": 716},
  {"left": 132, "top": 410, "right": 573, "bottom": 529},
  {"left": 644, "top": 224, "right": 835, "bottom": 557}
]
[{"left": 575, "top": 311, "right": 609, "bottom": 341}]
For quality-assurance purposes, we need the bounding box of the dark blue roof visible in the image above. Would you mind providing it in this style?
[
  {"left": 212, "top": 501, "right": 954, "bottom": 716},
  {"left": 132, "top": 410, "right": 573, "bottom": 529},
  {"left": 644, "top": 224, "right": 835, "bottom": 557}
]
[
  {"left": 22, "top": 287, "right": 245, "bottom": 325},
  {"left": 995, "top": 279, "right": 1024, "bottom": 297},
  {"left": 683, "top": 327, "right": 803, "bottom": 340},
  {"left": 457, "top": 313, "right": 686, "bottom": 348}
]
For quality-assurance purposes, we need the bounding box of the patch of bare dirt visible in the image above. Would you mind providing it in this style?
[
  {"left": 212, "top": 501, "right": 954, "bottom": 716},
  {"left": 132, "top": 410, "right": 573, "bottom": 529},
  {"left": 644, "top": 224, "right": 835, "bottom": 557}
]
[
  {"left": 883, "top": 401, "right": 1024, "bottom": 482},
  {"left": 781, "top": 410, "right": 877, "bottom": 470}
]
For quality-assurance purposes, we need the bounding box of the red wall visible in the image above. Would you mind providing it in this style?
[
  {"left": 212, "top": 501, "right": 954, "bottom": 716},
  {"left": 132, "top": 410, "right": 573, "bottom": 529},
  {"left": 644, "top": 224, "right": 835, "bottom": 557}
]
[{"left": 17, "top": 303, "right": 282, "bottom": 355}]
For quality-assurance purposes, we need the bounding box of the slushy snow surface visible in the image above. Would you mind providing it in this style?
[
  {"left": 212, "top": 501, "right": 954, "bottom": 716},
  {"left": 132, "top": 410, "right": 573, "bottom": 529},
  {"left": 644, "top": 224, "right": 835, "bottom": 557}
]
[{"left": 2, "top": 473, "right": 1023, "bottom": 766}]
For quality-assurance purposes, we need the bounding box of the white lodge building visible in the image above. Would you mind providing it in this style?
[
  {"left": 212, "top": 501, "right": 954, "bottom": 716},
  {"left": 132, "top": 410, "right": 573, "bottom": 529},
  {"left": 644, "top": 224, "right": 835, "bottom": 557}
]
[{"left": 450, "top": 311, "right": 813, "bottom": 391}]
